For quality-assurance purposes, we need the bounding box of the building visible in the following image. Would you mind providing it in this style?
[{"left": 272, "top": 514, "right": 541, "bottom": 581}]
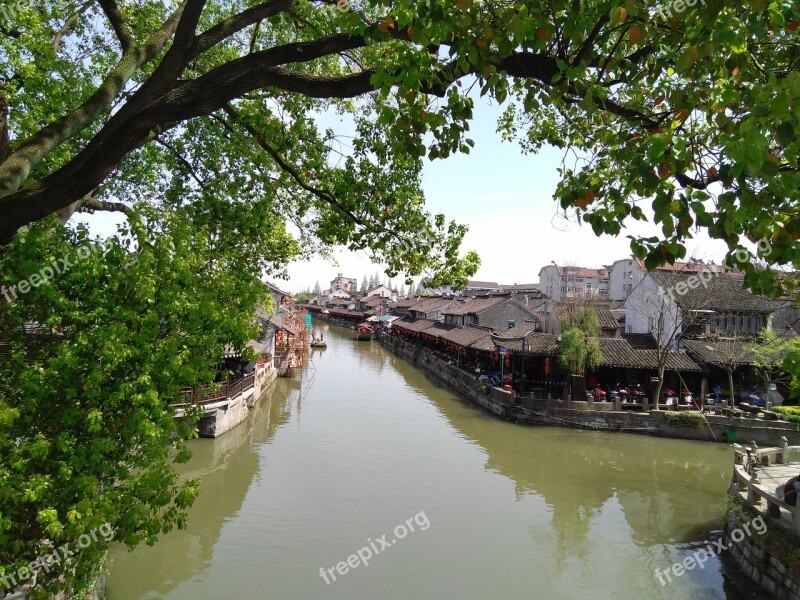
[
  {"left": 407, "top": 297, "right": 458, "bottom": 320},
  {"left": 329, "top": 273, "right": 357, "bottom": 295},
  {"left": 608, "top": 257, "right": 726, "bottom": 301},
  {"left": 625, "top": 270, "right": 780, "bottom": 349},
  {"left": 538, "top": 264, "right": 610, "bottom": 301},
  {"left": 534, "top": 300, "right": 622, "bottom": 337},
  {"left": 441, "top": 296, "right": 538, "bottom": 331},
  {"left": 365, "top": 285, "right": 396, "bottom": 300}
]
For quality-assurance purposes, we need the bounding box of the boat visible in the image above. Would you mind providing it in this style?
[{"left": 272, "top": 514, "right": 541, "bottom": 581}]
[
  {"left": 355, "top": 323, "right": 374, "bottom": 341},
  {"left": 310, "top": 331, "right": 327, "bottom": 348}
]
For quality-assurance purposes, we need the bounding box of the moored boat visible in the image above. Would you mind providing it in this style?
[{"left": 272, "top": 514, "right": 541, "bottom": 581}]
[{"left": 355, "top": 323, "right": 374, "bottom": 341}]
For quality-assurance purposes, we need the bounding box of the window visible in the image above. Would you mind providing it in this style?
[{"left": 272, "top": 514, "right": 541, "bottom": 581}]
[
  {"left": 599, "top": 278, "right": 609, "bottom": 284},
  {"left": 576, "top": 277, "right": 584, "bottom": 282},
  {"left": 567, "top": 276, "right": 574, "bottom": 282}
]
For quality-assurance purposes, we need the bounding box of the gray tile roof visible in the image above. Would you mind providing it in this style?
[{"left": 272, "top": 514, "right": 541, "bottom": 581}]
[
  {"left": 442, "top": 296, "right": 507, "bottom": 316},
  {"left": 598, "top": 338, "right": 703, "bottom": 371},
  {"left": 649, "top": 271, "right": 782, "bottom": 313},
  {"left": 682, "top": 330, "right": 798, "bottom": 368}
]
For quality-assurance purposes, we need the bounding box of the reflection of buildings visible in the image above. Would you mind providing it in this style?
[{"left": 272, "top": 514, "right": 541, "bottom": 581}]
[
  {"left": 107, "top": 380, "right": 297, "bottom": 598},
  {"left": 388, "top": 353, "right": 731, "bottom": 559}
]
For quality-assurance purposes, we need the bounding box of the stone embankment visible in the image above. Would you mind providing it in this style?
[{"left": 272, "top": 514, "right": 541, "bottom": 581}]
[{"left": 379, "top": 333, "right": 800, "bottom": 445}]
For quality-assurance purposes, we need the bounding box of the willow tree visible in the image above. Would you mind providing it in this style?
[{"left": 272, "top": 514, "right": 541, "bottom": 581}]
[{"left": 558, "top": 306, "right": 602, "bottom": 400}]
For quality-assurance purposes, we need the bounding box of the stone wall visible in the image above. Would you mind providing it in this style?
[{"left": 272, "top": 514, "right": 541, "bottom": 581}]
[
  {"left": 379, "top": 333, "right": 800, "bottom": 445},
  {"left": 725, "top": 499, "right": 800, "bottom": 598}
]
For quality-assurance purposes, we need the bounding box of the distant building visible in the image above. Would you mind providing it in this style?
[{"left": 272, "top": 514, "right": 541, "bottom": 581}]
[
  {"left": 329, "top": 273, "right": 357, "bottom": 295},
  {"left": 538, "top": 264, "right": 610, "bottom": 301}
]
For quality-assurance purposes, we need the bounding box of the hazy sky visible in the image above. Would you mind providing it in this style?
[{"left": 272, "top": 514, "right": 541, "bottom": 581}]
[{"left": 74, "top": 99, "right": 732, "bottom": 294}]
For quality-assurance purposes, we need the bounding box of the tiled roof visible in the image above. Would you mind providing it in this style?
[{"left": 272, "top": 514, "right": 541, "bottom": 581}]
[
  {"left": 499, "top": 283, "right": 540, "bottom": 291},
  {"left": 326, "top": 308, "right": 368, "bottom": 318},
  {"left": 393, "top": 298, "right": 418, "bottom": 309},
  {"left": 393, "top": 318, "right": 438, "bottom": 333},
  {"left": 545, "top": 302, "right": 619, "bottom": 330},
  {"left": 434, "top": 325, "right": 493, "bottom": 346},
  {"left": 490, "top": 331, "right": 559, "bottom": 355},
  {"left": 466, "top": 280, "right": 501, "bottom": 289},
  {"left": 598, "top": 337, "right": 703, "bottom": 371},
  {"left": 649, "top": 271, "right": 781, "bottom": 313},
  {"left": 469, "top": 335, "right": 497, "bottom": 351},
  {"left": 409, "top": 297, "right": 454, "bottom": 314},
  {"left": 442, "top": 296, "right": 507, "bottom": 316},
  {"left": 682, "top": 331, "right": 798, "bottom": 368}
]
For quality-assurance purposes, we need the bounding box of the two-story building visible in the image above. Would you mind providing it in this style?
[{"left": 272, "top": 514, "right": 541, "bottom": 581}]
[{"left": 625, "top": 270, "right": 780, "bottom": 349}]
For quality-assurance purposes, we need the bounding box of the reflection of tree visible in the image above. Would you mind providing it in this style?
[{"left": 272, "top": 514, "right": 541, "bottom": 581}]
[{"left": 108, "top": 380, "right": 295, "bottom": 598}]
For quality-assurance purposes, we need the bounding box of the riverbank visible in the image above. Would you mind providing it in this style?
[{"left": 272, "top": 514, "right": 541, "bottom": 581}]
[{"left": 379, "top": 332, "right": 800, "bottom": 445}]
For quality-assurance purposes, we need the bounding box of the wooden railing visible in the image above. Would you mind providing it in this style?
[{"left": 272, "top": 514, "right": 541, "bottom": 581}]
[
  {"left": 229, "top": 372, "right": 255, "bottom": 399},
  {"left": 175, "top": 372, "right": 256, "bottom": 407}
]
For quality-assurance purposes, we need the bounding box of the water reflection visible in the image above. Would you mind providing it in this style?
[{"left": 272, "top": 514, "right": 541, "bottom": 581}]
[{"left": 107, "top": 322, "right": 762, "bottom": 600}]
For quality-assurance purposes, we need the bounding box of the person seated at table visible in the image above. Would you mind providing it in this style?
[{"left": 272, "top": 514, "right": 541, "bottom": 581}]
[{"left": 783, "top": 474, "right": 800, "bottom": 506}]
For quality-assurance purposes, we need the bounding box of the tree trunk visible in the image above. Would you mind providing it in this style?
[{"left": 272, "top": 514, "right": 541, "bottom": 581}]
[
  {"left": 570, "top": 374, "right": 586, "bottom": 402},
  {"left": 651, "top": 364, "right": 665, "bottom": 408},
  {"left": 727, "top": 369, "right": 736, "bottom": 407}
]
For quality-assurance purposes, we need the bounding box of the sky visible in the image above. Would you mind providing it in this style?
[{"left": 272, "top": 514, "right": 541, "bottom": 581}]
[
  {"left": 278, "top": 100, "right": 731, "bottom": 293},
  {"left": 73, "top": 98, "right": 732, "bottom": 295}
]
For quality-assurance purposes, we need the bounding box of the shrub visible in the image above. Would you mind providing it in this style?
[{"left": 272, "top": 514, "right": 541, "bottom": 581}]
[{"left": 662, "top": 411, "right": 707, "bottom": 429}]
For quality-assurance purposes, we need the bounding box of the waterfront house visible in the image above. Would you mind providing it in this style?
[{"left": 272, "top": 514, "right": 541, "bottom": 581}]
[
  {"left": 441, "top": 295, "right": 538, "bottom": 331},
  {"left": 625, "top": 270, "right": 780, "bottom": 346},
  {"left": 608, "top": 256, "right": 729, "bottom": 301},
  {"left": 407, "top": 297, "right": 458, "bottom": 320}
]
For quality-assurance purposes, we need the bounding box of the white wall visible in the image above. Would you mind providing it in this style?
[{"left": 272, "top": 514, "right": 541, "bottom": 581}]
[{"left": 624, "top": 275, "right": 682, "bottom": 348}]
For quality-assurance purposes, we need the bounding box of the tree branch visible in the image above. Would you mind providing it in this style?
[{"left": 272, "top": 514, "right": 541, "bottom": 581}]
[
  {"left": 0, "top": 2, "right": 187, "bottom": 196},
  {"left": 77, "top": 198, "right": 134, "bottom": 217},
  {"left": 97, "top": 0, "right": 134, "bottom": 53},
  {"left": 52, "top": 0, "right": 94, "bottom": 52},
  {"left": 221, "top": 104, "right": 366, "bottom": 227}
]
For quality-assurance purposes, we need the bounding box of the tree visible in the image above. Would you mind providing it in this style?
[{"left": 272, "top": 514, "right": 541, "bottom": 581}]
[
  {"left": 0, "top": 203, "right": 285, "bottom": 597},
  {"left": 625, "top": 271, "right": 710, "bottom": 406},
  {"left": 748, "top": 329, "right": 800, "bottom": 406},
  {"left": 558, "top": 306, "right": 602, "bottom": 400},
  {"left": 313, "top": 280, "right": 322, "bottom": 295},
  {"left": 361, "top": 275, "right": 369, "bottom": 294}
]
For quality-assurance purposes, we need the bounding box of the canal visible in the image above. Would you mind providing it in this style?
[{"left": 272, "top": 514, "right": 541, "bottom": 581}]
[{"left": 107, "top": 322, "right": 764, "bottom": 599}]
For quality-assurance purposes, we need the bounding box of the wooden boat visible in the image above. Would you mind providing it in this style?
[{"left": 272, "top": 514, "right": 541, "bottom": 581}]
[
  {"left": 310, "top": 331, "right": 327, "bottom": 348},
  {"left": 355, "top": 323, "right": 374, "bottom": 341}
]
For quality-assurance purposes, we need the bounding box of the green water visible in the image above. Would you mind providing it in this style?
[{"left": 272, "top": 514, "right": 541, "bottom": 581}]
[{"left": 106, "top": 322, "right": 764, "bottom": 599}]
